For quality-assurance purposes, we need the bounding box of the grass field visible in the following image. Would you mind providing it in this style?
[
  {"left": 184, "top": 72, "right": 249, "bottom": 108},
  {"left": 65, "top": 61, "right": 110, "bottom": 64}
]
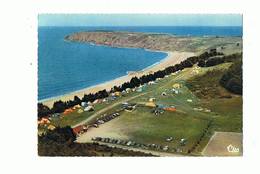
[{"left": 44, "top": 61, "right": 242, "bottom": 156}]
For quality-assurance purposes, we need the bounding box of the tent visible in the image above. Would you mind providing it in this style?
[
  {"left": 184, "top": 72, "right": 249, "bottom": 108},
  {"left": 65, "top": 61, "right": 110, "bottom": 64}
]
[
  {"left": 73, "top": 104, "right": 81, "bottom": 109},
  {"left": 148, "top": 81, "right": 156, "bottom": 85},
  {"left": 164, "top": 106, "right": 176, "bottom": 112},
  {"left": 47, "top": 124, "right": 56, "bottom": 130},
  {"left": 137, "top": 87, "right": 143, "bottom": 92},
  {"left": 149, "top": 98, "right": 156, "bottom": 102},
  {"left": 172, "top": 83, "right": 181, "bottom": 89},
  {"left": 187, "top": 99, "right": 193, "bottom": 103},
  {"left": 115, "top": 91, "right": 121, "bottom": 96},
  {"left": 63, "top": 108, "right": 73, "bottom": 115},
  {"left": 84, "top": 106, "right": 94, "bottom": 112},
  {"left": 93, "top": 99, "right": 101, "bottom": 104},
  {"left": 77, "top": 109, "right": 84, "bottom": 114},
  {"left": 172, "top": 89, "right": 179, "bottom": 94},
  {"left": 81, "top": 102, "right": 88, "bottom": 107},
  {"left": 145, "top": 102, "right": 156, "bottom": 107}
]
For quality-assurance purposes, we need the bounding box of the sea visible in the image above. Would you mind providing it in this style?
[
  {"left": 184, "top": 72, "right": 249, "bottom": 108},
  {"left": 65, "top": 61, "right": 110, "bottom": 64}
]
[{"left": 38, "top": 26, "right": 242, "bottom": 100}]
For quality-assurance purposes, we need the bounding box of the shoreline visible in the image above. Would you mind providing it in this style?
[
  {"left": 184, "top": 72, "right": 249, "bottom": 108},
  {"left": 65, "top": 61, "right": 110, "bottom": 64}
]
[{"left": 41, "top": 51, "right": 195, "bottom": 108}]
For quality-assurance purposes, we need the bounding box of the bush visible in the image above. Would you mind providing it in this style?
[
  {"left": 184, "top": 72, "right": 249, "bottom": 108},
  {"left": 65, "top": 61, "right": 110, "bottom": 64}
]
[{"left": 220, "top": 60, "right": 242, "bottom": 94}]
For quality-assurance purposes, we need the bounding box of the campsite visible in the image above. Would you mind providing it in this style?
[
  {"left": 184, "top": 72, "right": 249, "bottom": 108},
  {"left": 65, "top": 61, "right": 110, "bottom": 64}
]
[{"left": 39, "top": 58, "right": 242, "bottom": 156}]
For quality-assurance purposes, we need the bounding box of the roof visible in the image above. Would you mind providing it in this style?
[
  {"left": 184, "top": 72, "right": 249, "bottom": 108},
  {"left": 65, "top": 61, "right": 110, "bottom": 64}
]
[
  {"left": 164, "top": 107, "right": 176, "bottom": 112},
  {"left": 72, "top": 125, "right": 83, "bottom": 134}
]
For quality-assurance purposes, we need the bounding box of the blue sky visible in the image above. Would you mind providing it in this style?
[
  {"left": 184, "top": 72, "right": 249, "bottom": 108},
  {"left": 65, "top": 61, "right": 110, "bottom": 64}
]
[{"left": 38, "top": 14, "right": 242, "bottom": 26}]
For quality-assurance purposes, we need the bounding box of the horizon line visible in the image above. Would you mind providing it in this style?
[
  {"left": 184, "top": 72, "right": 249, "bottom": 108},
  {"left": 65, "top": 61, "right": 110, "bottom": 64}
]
[{"left": 38, "top": 25, "right": 243, "bottom": 27}]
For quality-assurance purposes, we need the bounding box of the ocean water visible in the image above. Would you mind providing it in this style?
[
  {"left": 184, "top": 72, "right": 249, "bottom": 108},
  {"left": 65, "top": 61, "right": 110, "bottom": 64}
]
[
  {"left": 38, "top": 26, "right": 242, "bottom": 100},
  {"left": 38, "top": 27, "right": 167, "bottom": 100}
]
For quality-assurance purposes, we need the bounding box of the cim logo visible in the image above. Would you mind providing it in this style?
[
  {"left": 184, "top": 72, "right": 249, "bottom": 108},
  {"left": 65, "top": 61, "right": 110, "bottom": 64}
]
[{"left": 227, "top": 144, "right": 239, "bottom": 153}]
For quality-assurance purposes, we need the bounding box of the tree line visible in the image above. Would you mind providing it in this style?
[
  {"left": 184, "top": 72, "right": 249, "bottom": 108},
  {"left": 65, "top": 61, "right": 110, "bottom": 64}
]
[
  {"left": 220, "top": 59, "right": 242, "bottom": 94},
  {"left": 198, "top": 53, "right": 242, "bottom": 67},
  {"left": 38, "top": 49, "right": 225, "bottom": 119}
]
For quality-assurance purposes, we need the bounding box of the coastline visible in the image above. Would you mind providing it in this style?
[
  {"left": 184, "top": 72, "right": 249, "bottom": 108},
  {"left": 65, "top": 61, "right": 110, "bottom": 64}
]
[{"left": 41, "top": 51, "right": 195, "bottom": 108}]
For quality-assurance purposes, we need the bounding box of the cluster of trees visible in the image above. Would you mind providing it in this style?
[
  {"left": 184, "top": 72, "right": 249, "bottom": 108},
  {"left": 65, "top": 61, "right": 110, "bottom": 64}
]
[
  {"left": 220, "top": 60, "right": 242, "bottom": 94},
  {"left": 198, "top": 53, "right": 242, "bottom": 67},
  {"left": 38, "top": 126, "right": 153, "bottom": 156},
  {"left": 38, "top": 49, "right": 223, "bottom": 119}
]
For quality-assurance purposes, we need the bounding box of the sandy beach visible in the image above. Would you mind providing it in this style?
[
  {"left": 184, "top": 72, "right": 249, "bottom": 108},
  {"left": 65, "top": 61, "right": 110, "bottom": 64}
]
[{"left": 41, "top": 51, "right": 195, "bottom": 107}]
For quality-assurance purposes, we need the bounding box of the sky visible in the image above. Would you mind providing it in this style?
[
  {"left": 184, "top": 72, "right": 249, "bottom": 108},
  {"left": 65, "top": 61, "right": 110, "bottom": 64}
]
[{"left": 38, "top": 14, "right": 242, "bottom": 26}]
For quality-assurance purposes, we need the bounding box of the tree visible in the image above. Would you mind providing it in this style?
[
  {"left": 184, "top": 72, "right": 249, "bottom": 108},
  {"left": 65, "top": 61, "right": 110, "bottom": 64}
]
[
  {"left": 52, "top": 100, "right": 67, "bottom": 113},
  {"left": 220, "top": 60, "right": 242, "bottom": 94},
  {"left": 38, "top": 103, "right": 52, "bottom": 119}
]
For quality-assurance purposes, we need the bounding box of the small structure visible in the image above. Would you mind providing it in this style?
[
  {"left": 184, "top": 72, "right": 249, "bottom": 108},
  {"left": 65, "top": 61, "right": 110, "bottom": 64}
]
[
  {"left": 72, "top": 125, "right": 84, "bottom": 135},
  {"left": 172, "top": 89, "right": 179, "bottom": 94},
  {"left": 187, "top": 99, "right": 193, "bottom": 103},
  {"left": 137, "top": 86, "right": 143, "bottom": 92},
  {"left": 93, "top": 124, "right": 98, "bottom": 128},
  {"left": 63, "top": 108, "right": 73, "bottom": 115},
  {"left": 81, "top": 102, "right": 88, "bottom": 107},
  {"left": 124, "top": 104, "right": 136, "bottom": 112},
  {"left": 115, "top": 91, "right": 121, "bottom": 96},
  {"left": 166, "top": 137, "right": 173, "bottom": 142},
  {"left": 122, "top": 102, "right": 129, "bottom": 107},
  {"left": 47, "top": 124, "right": 56, "bottom": 131},
  {"left": 172, "top": 83, "right": 181, "bottom": 89},
  {"left": 180, "top": 138, "right": 187, "bottom": 146},
  {"left": 51, "top": 113, "right": 60, "bottom": 118},
  {"left": 193, "top": 107, "right": 203, "bottom": 111},
  {"left": 125, "top": 88, "right": 131, "bottom": 93},
  {"left": 204, "top": 109, "right": 211, "bottom": 113},
  {"left": 163, "top": 146, "right": 169, "bottom": 151},
  {"left": 157, "top": 104, "right": 166, "bottom": 109},
  {"left": 73, "top": 104, "right": 81, "bottom": 110},
  {"left": 148, "top": 81, "right": 156, "bottom": 85},
  {"left": 145, "top": 102, "right": 156, "bottom": 108},
  {"left": 153, "top": 108, "right": 164, "bottom": 115},
  {"left": 38, "top": 117, "right": 50, "bottom": 125},
  {"left": 126, "top": 141, "right": 132, "bottom": 146},
  {"left": 161, "top": 92, "right": 167, "bottom": 96},
  {"left": 149, "top": 97, "right": 156, "bottom": 102},
  {"left": 164, "top": 106, "right": 176, "bottom": 112},
  {"left": 84, "top": 105, "right": 94, "bottom": 112},
  {"left": 93, "top": 99, "right": 102, "bottom": 104},
  {"left": 77, "top": 109, "right": 84, "bottom": 114}
]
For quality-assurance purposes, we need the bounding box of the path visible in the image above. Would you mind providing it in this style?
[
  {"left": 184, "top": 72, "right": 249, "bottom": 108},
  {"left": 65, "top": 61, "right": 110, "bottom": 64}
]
[{"left": 72, "top": 92, "right": 147, "bottom": 128}]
